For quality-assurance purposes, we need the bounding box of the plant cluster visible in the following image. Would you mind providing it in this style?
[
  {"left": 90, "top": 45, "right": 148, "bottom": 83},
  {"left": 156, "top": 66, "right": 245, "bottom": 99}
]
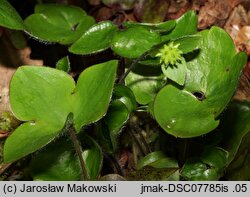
[{"left": 0, "top": 0, "right": 249, "bottom": 180}]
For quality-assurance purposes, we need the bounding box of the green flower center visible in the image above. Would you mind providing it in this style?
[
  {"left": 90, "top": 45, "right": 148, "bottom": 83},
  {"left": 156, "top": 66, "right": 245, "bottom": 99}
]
[{"left": 156, "top": 42, "right": 183, "bottom": 66}]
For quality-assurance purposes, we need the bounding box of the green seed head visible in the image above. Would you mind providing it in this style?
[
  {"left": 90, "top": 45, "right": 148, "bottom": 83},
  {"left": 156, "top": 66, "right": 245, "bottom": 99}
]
[{"left": 156, "top": 42, "right": 183, "bottom": 66}]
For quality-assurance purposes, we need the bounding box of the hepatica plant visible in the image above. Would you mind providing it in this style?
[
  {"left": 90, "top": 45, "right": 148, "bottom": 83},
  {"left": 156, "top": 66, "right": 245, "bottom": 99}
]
[{"left": 0, "top": 0, "right": 249, "bottom": 181}]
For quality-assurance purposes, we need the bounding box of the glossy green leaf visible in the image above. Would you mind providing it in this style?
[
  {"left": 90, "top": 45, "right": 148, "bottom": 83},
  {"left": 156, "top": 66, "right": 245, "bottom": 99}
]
[
  {"left": 162, "top": 10, "right": 197, "bottom": 41},
  {"left": 154, "top": 27, "right": 247, "bottom": 138},
  {"left": 111, "top": 26, "right": 161, "bottom": 58},
  {"left": 56, "top": 56, "right": 70, "bottom": 72},
  {"left": 30, "top": 139, "right": 82, "bottom": 181},
  {"left": 161, "top": 59, "right": 187, "bottom": 86},
  {"left": 123, "top": 20, "right": 176, "bottom": 33},
  {"left": 24, "top": 4, "right": 95, "bottom": 44},
  {"left": 4, "top": 60, "right": 117, "bottom": 163},
  {"left": 181, "top": 147, "right": 228, "bottom": 180},
  {"left": 137, "top": 151, "right": 178, "bottom": 170},
  {"left": 0, "top": 0, "right": 25, "bottom": 30},
  {"left": 69, "top": 21, "right": 118, "bottom": 55}
]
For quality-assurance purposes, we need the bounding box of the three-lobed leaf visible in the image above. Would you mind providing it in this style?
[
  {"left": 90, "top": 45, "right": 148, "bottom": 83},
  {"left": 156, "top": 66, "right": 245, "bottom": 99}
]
[
  {"left": 153, "top": 27, "right": 247, "bottom": 138},
  {"left": 4, "top": 60, "right": 118, "bottom": 163}
]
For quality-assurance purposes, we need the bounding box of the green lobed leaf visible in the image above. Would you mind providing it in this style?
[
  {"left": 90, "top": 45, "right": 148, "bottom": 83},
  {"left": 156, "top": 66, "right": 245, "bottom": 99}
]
[
  {"left": 111, "top": 26, "right": 161, "bottom": 58},
  {"left": 153, "top": 27, "right": 247, "bottom": 138},
  {"left": 0, "top": 0, "right": 25, "bottom": 30},
  {"left": 69, "top": 21, "right": 118, "bottom": 55},
  {"left": 56, "top": 56, "right": 70, "bottom": 73},
  {"left": 4, "top": 60, "right": 117, "bottom": 163},
  {"left": 24, "top": 4, "right": 95, "bottom": 44}
]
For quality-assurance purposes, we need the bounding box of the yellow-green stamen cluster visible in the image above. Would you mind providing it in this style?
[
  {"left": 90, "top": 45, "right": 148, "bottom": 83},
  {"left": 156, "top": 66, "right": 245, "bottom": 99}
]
[{"left": 156, "top": 42, "right": 183, "bottom": 66}]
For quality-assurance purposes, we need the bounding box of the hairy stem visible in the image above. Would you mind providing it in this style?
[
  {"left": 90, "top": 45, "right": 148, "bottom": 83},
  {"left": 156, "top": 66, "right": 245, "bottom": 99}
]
[{"left": 69, "top": 124, "right": 88, "bottom": 180}]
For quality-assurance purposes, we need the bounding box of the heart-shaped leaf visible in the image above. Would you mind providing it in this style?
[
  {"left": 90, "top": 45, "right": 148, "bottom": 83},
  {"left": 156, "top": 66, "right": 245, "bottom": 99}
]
[
  {"left": 111, "top": 26, "right": 161, "bottom": 58},
  {"left": 4, "top": 60, "right": 117, "bottom": 163},
  {"left": 69, "top": 21, "right": 118, "bottom": 55},
  {"left": 153, "top": 27, "right": 247, "bottom": 138},
  {"left": 0, "top": 0, "right": 25, "bottom": 30},
  {"left": 24, "top": 4, "right": 95, "bottom": 44}
]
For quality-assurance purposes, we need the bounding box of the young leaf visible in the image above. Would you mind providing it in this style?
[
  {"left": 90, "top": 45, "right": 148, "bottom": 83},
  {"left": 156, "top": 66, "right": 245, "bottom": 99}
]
[
  {"left": 56, "top": 56, "right": 70, "bottom": 72},
  {"left": 111, "top": 26, "right": 161, "bottom": 58},
  {"left": 69, "top": 21, "right": 118, "bottom": 55},
  {"left": 0, "top": 0, "right": 25, "bottom": 30},
  {"left": 153, "top": 27, "right": 247, "bottom": 138},
  {"left": 161, "top": 59, "right": 187, "bottom": 86},
  {"left": 24, "top": 4, "right": 95, "bottom": 44},
  {"left": 4, "top": 60, "right": 117, "bottom": 163}
]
